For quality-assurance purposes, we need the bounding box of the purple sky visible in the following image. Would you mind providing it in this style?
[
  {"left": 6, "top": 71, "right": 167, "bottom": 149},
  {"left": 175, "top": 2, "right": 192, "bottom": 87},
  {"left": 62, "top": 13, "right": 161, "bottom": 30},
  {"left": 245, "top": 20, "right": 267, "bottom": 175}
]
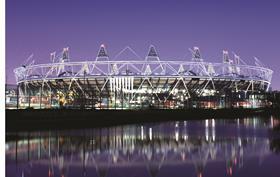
[{"left": 6, "top": 0, "right": 280, "bottom": 89}]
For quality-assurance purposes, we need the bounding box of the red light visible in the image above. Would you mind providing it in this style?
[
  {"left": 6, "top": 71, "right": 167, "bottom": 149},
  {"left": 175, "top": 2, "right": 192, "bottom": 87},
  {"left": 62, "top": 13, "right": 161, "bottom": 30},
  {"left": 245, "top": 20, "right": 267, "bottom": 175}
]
[{"left": 48, "top": 169, "right": 52, "bottom": 177}]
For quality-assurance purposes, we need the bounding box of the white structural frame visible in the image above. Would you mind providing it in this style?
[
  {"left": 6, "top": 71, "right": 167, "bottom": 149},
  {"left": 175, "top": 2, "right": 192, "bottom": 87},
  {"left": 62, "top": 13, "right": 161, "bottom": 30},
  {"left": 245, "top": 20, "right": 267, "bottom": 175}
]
[{"left": 14, "top": 45, "right": 273, "bottom": 103}]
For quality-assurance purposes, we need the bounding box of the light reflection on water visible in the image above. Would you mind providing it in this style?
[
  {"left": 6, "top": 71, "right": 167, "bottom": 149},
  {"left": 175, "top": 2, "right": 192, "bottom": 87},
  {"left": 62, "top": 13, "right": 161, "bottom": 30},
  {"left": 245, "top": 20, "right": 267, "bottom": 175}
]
[{"left": 6, "top": 116, "right": 280, "bottom": 177}]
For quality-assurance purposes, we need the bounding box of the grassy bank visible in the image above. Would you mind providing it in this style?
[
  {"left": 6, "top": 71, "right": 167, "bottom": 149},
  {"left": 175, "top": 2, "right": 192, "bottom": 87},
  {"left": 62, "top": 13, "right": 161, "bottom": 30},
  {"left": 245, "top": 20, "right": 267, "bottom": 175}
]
[{"left": 6, "top": 108, "right": 279, "bottom": 132}]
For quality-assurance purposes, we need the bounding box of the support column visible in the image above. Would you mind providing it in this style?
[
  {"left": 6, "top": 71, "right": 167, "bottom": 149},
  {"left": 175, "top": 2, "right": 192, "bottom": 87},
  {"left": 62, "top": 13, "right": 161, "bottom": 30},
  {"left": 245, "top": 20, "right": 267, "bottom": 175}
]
[
  {"left": 99, "top": 92, "right": 102, "bottom": 110},
  {"left": 121, "top": 87, "right": 124, "bottom": 110},
  {"left": 50, "top": 89, "right": 52, "bottom": 109},
  {"left": 114, "top": 90, "right": 117, "bottom": 110},
  {"left": 151, "top": 78, "right": 153, "bottom": 108},
  {"left": 28, "top": 88, "right": 31, "bottom": 108},
  {"left": 39, "top": 86, "right": 42, "bottom": 109},
  {"left": 84, "top": 71, "right": 86, "bottom": 109},
  {"left": 107, "top": 94, "right": 110, "bottom": 109},
  {"left": 128, "top": 92, "right": 131, "bottom": 109},
  {"left": 16, "top": 84, "right": 19, "bottom": 109},
  {"left": 91, "top": 90, "right": 94, "bottom": 109}
]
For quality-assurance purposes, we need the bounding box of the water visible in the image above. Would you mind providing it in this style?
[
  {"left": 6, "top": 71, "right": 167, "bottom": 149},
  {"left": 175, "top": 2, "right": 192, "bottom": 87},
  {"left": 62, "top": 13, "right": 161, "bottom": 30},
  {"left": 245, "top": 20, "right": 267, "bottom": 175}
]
[{"left": 6, "top": 116, "right": 280, "bottom": 177}]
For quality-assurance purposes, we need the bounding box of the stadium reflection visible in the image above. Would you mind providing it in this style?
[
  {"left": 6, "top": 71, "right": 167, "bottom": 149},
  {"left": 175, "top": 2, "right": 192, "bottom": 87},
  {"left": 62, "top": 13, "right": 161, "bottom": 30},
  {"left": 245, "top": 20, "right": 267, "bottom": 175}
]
[{"left": 6, "top": 116, "right": 280, "bottom": 177}]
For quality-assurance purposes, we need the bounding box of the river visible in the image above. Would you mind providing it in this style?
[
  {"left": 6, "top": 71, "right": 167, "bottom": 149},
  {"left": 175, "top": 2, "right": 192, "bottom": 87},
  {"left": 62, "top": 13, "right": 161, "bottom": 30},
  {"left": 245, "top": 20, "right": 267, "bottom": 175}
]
[{"left": 6, "top": 116, "right": 280, "bottom": 177}]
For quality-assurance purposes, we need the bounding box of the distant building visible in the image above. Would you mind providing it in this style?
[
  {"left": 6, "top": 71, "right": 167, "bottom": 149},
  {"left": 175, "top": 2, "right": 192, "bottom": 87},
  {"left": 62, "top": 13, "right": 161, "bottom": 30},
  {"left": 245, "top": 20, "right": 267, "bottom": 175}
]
[{"left": 5, "top": 84, "right": 18, "bottom": 109}]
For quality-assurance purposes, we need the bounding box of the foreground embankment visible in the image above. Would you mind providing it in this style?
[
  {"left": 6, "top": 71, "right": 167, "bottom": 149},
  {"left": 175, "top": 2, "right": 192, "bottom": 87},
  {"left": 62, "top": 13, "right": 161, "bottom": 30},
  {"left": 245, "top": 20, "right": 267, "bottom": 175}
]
[{"left": 6, "top": 108, "right": 280, "bottom": 131}]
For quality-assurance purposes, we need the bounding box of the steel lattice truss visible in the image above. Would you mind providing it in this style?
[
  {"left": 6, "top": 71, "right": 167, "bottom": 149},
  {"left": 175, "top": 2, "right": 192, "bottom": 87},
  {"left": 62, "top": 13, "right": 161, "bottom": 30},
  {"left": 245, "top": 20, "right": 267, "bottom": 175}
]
[{"left": 14, "top": 45, "right": 273, "bottom": 104}]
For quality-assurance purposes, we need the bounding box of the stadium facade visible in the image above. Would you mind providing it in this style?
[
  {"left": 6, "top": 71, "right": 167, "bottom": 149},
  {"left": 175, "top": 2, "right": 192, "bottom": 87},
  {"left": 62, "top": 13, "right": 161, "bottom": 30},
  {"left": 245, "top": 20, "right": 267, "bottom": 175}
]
[{"left": 13, "top": 45, "right": 273, "bottom": 109}]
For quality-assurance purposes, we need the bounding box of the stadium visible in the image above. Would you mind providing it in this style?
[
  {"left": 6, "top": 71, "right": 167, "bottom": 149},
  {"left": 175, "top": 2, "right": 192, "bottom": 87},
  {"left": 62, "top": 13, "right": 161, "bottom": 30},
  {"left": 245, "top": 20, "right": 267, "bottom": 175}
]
[{"left": 13, "top": 45, "right": 273, "bottom": 109}]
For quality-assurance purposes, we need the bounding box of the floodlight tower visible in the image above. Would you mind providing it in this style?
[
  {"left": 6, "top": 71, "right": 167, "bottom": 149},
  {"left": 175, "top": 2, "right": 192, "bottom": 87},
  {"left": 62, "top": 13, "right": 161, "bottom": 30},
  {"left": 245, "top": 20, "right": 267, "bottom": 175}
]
[
  {"left": 233, "top": 53, "right": 240, "bottom": 65},
  {"left": 143, "top": 45, "right": 164, "bottom": 74},
  {"left": 222, "top": 50, "right": 235, "bottom": 76},
  {"left": 62, "top": 47, "right": 70, "bottom": 62},
  {"left": 233, "top": 53, "right": 241, "bottom": 75},
  {"left": 189, "top": 47, "right": 203, "bottom": 62},
  {"left": 96, "top": 44, "right": 109, "bottom": 61},
  {"left": 50, "top": 52, "right": 56, "bottom": 63},
  {"left": 145, "top": 45, "right": 160, "bottom": 61},
  {"left": 95, "top": 44, "right": 110, "bottom": 75},
  {"left": 222, "top": 50, "right": 234, "bottom": 64}
]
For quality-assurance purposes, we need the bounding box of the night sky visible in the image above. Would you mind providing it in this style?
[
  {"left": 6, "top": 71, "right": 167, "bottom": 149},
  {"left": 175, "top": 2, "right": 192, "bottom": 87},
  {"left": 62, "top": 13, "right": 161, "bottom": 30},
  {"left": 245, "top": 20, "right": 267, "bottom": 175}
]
[{"left": 6, "top": 0, "right": 280, "bottom": 89}]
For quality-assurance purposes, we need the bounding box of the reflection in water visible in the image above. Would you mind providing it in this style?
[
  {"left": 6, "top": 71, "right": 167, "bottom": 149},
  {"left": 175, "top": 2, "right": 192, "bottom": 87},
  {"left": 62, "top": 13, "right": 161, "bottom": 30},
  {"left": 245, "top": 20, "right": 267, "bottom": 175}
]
[{"left": 6, "top": 116, "right": 280, "bottom": 177}]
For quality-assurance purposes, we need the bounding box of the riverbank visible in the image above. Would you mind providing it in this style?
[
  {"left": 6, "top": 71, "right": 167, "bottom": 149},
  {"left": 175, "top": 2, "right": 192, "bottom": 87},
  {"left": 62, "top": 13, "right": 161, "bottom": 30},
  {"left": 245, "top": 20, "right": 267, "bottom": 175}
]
[{"left": 6, "top": 108, "right": 280, "bottom": 132}]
